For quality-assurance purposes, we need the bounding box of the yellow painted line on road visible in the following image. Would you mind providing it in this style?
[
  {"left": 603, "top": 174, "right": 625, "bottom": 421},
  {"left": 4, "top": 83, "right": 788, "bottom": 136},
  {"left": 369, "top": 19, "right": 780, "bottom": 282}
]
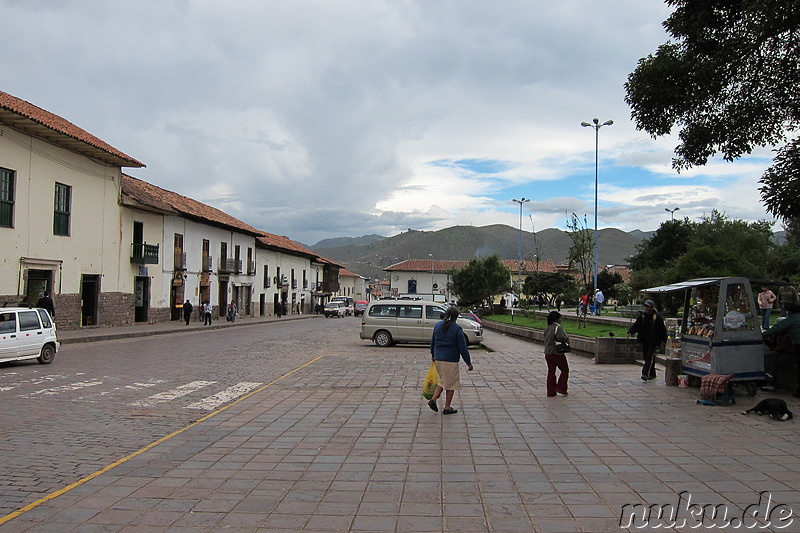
[{"left": 0, "top": 355, "right": 326, "bottom": 526}]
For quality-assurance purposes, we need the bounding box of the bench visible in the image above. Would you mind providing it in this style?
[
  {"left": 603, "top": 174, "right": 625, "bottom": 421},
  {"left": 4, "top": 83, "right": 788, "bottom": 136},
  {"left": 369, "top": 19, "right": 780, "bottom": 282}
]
[{"left": 619, "top": 305, "right": 644, "bottom": 318}]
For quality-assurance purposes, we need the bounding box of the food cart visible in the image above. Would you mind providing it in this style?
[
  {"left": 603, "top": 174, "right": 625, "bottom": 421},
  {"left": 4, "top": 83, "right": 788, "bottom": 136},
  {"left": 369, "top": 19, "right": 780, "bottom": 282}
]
[{"left": 644, "top": 277, "right": 764, "bottom": 394}]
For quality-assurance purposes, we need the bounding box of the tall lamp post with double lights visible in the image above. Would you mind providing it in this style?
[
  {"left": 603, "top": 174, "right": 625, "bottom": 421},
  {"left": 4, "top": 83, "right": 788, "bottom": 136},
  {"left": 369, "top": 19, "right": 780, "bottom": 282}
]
[
  {"left": 665, "top": 207, "right": 680, "bottom": 221},
  {"left": 581, "top": 117, "right": 613, "bottom": 296},
  {"left": 512, "top": 198, "right": 530, "bottom": 299}
]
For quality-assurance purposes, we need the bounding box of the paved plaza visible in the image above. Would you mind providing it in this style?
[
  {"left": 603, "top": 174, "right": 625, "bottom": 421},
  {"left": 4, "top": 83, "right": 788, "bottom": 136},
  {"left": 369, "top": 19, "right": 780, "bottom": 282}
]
[{"left": 1, "top": 320, "right": 798, "bottom": 532}]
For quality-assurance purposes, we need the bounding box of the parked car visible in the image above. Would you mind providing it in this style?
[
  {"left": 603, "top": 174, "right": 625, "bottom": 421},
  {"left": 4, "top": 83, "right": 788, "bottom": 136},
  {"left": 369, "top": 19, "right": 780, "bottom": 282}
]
[
  {"left": 0, "top": 307, "right": 59, "bottom": 364},
  {"left": 354, "top": 301, "right": 369, "bottom": 317},
  {"left": 360, "top": 299, "right": 483, "bottom": 347},
  {"left": 330, "top": 296, "right": 354, "bottom": 316},
  {"left": 324, "top": 301, "right": 347, "bottom": 318},
  {"left": 459, "top": 311, "right": 482, "bottom": 325}
]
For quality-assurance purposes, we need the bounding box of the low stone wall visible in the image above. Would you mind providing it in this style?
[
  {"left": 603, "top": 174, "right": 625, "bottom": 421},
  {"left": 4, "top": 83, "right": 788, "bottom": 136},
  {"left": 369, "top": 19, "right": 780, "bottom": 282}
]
[{"left": 484, "top": 320, "right": 638, "bottom": 364}]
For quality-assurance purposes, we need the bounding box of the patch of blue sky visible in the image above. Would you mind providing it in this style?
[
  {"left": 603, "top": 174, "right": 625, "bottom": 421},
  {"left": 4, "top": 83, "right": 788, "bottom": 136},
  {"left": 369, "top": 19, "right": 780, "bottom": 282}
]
[{"left": 429, "top": 158, "right": 515, "bottom": 175}]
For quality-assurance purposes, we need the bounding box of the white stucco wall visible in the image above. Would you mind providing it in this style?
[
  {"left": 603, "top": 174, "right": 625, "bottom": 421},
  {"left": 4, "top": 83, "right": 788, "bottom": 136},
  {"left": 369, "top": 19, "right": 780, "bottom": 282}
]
[
  {"left": 254, "top": 248, "right": 315, "bottom": 313},
  {"left": 389, "top": 271, "right": 451, "bottom": 302},
  {"left": 1, "top": 125, "right": 124, "bottom": 296}
]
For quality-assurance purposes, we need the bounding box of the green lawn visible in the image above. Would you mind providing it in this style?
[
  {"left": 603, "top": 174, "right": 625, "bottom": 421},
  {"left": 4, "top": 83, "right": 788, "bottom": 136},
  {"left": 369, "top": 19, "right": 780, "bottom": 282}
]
[{"left": 484, "top": 314, "right": 631, "bottom": 338}]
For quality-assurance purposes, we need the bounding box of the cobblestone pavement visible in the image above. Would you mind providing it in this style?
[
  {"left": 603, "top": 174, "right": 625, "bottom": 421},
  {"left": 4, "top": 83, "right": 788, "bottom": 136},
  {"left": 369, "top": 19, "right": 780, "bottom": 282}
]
[{"left": 1, "top": 319, "right": 799, "bottom": 532}]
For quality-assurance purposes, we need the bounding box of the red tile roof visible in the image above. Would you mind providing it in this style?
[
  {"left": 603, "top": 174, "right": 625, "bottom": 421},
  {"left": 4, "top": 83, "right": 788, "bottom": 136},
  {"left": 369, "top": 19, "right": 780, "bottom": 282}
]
[
  {"left": 123, "top": 174, "right": 347, "bottom": 265},
  {"left": 385, "top": 259, "right": 467, "bottom": 273},
  {"left": 0, "top": 91, "right": 144, "bottom": 168},
  {"left": 257, "top": 233, "right": 316, "bottom": 257},
  {"left": 122, "top": 174, "right": 262, "bottom": 235}
]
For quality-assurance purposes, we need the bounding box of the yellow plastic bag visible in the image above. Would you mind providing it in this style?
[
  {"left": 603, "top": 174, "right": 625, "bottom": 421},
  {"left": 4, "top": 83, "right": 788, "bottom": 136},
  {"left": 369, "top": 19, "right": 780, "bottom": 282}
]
[{"left": 422, "top": 361, "right": 438, "bottom": 400}]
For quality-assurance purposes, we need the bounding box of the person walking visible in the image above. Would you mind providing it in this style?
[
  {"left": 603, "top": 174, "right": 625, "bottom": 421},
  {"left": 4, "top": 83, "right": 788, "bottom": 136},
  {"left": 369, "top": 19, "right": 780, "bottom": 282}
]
[
  {"left": 577, "top": 293, "right": 589, "bottom": 318},
  {"left": 203, "top": 301, "right": 212, "bottom": 325},
  {"left": 543, "top": 311, "right": 570, "bottom": 397},
  {"left": 762, "top": 304, "right": 800, "bottom": 398},
  {"left": 427, "top": 306, "right": 473, "bottom": 415},
  {"left": 594, "top": 289, "right": 605, "bottom": 316},
  {"left": 36, "top": 291, "right": 55, "bottom": 318},
  {"left": 627, "top": 300, "right": 668, "bottom": 381},
  {"left": 227, "top": 300, "right": 237, "bottom": 322},
  {"left": 778, "top": 278, "right": 799, "bottom": 318},
  {"left": 758, "top": 285, "right": 777, "bottom": 330},
  {"left": 182, "top": 300, "right": 193, "bottom": 325}
]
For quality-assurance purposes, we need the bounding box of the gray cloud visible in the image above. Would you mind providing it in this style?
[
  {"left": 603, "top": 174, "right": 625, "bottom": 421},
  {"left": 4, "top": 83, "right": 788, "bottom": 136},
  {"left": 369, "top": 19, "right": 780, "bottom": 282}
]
[{"left": 3, "top": 0, "right": 773, "bottom": 245}]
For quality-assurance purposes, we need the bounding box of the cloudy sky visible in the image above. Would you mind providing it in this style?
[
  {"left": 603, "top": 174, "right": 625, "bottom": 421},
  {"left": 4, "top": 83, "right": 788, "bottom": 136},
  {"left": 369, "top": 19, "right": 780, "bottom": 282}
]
[{"left": 2, "top": 0, "right": 777, "bottom": 245}]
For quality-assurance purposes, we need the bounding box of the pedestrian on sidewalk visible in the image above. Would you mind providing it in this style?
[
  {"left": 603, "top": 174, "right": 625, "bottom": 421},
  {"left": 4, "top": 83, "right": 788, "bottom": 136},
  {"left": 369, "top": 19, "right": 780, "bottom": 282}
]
[
  {"left": 182, "top": 300, "right": 193, "bottom": 325},
  {"left": 543, "top": 311, "right": 570, "bottom": 397},
  {"left": 627, "top": 300, "right": 667, "bottom": 382},
  {"left": 36, "top": 291, "right": 55, "bottom": 318},
  {"left": 758, "top": 285, "right": 777, "bottom": 330},
  {"left": 227, "top": 300, "right": 237, "bottom": 322},
  {"left": 762, "top": 304, "right": 800, "bottom": 398},
  {"left": 427, "top": 306, "right": 473, "bottom": 415},
  {"left": 778, "top": 278, "right": 799, "bottom": 318},
  {"left": 203, "top": 301, "right": 212, "bottom": 325},
  {"left": 594, "top": 289, "right": 605, "bottom": 316}
]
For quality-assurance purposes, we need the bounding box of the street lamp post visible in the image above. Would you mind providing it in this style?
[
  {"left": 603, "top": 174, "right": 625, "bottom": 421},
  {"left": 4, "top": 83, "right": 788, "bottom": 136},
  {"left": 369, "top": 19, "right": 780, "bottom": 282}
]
[
  {"left": 512, "top": 198, "right": 530, "bottom": 298},
  {"left": 665, "top": 207, "right": 680, "bottom": 221},
  {"left": 581, "top": 118, "right": 613, "bottom": 297}
]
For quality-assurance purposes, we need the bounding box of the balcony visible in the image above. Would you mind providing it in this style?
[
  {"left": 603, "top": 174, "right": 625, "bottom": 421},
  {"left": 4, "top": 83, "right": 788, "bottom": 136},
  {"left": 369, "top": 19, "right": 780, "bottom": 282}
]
[
  {"left": 247, "top": 261, "right": 256, "bottom": 276},
  {"left": 202, "top": 255, "right": 213, "bottom": 272},
  {"left": 130, "top": 243, "right": 159, "bottom": 264},
  {"left": 218, "top": 258, "right": 241, "bottom": 274},
  {"left": 173, "top": 251, "right": 187, "bottom": 270}
]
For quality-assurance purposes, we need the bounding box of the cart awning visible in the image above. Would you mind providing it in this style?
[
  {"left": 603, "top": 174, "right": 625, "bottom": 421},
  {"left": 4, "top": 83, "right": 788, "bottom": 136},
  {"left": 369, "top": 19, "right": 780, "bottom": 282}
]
[{"left": 643, "top": 277, "right": 727, "bottom": 293}]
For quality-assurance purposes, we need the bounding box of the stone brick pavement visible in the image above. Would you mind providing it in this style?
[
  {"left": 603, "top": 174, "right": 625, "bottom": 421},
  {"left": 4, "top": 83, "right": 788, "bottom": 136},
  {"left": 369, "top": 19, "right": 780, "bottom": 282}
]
[{"left": 2, "top": 327, "right": 799, "bottom": 532}]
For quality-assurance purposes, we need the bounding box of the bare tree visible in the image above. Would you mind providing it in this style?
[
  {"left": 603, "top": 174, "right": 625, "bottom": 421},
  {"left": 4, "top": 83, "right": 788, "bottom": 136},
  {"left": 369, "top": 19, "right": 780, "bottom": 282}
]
[{"left": 566, "top": 212, "right": 593, "bottom": 291}]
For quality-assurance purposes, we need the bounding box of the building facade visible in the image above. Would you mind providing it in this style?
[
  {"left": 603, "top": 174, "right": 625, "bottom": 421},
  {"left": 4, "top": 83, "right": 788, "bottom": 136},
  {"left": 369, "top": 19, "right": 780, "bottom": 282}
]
[{"left": 2, "top": 90, "right": 347, "bottom": 329}]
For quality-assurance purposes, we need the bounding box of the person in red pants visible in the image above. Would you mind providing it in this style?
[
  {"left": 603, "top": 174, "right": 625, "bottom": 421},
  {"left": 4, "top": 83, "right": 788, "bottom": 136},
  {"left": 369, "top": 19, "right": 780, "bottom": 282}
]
[{"left": 543, "top": 311, "right": 570, "bottom": 397}]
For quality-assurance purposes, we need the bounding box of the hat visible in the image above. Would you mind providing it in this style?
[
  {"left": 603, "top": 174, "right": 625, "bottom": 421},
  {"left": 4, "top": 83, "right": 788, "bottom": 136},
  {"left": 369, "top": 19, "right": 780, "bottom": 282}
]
[{"left": 643, "top": 300, "right": 655, "bottom": 307}]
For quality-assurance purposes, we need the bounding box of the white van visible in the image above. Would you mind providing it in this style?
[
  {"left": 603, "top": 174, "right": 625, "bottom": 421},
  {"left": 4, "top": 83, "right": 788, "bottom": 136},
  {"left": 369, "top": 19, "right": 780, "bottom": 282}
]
[
  {"left": 0, "top": 307, "right": 59, "bottom": 364},
  {"left": 330, "top": 296, "right": 354, "bottom": 316},
  {"left": 360, "top": 299, "right": 483, "bottom": 347}
]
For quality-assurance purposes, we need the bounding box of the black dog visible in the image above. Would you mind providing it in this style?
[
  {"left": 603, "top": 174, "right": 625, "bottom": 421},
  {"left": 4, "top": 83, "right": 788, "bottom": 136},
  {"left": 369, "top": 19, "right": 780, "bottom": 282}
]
[{"left": 742, "top": 398, "right": 794, "bottom": 421}]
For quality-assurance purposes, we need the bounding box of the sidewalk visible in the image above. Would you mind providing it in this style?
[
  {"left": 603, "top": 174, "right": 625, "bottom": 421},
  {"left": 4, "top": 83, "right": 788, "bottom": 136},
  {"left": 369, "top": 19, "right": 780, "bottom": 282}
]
[
  {"left": 57, "top": 313, "right": 319, "bottom": 345},
  {"left": 4, "top": 323, "right": 799, "bottom": 532}
]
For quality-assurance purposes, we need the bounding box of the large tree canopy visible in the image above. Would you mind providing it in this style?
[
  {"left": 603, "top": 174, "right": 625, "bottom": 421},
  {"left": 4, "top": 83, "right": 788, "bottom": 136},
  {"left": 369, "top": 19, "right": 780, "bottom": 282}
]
[
  {"left": 625, "top": 0, "right": 800, "bottom": 223},
  {"left": 448, "top": 255, "right": 510, "bottom": 308}
]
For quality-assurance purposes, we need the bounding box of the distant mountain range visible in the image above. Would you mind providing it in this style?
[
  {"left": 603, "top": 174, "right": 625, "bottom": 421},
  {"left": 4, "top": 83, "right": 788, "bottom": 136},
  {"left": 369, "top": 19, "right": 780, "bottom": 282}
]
[{"left": 311, "top": 225, "right": 654, "bottom": 280}]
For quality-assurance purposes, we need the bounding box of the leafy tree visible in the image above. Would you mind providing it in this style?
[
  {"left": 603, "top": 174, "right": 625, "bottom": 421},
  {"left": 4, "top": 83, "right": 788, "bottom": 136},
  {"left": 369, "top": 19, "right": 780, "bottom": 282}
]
[
  {"left": 629, "top": 219, "right": 695, "bottom": 271},
  {"left": 759, "top": 138, "right": 800, "bottom": 229},
  {"left": 523, "top": 272, "right": 579, "bottom": 308},
  {"left": 667, "top": 211, "right": 773, "bottom": 280},
  {"left": 448, "top": 254, "right": 511, "bottom": 308},
  {"left": 766, "top": 243, "right": 800, "bottom": 279},
  {"left": 612, "top": 282, "right": 635, "bottom": 307},
  {"left": 629, "top": 267, "right": 666, "bottom": 294},
  {"left": 624, "top": 0, "right": 800, "bottom": 225},
  {"left": 565, "top": 212, "right": 593, "bottom": 290},
  {"left": 597, "top": 270, "right": 624, "bottom": 300}
]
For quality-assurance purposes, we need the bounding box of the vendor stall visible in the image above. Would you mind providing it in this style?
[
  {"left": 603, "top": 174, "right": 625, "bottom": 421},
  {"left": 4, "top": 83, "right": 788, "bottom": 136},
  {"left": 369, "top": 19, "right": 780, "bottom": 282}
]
[{"left": 644, "top": 277, "right": 764, "bottom": 394}]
